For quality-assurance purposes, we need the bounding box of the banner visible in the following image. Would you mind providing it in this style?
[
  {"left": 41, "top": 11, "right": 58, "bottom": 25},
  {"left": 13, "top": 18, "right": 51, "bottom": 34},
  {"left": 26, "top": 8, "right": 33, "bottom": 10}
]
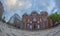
[{"left": 29, "top": 24, "right": 32, "bottom": 29}]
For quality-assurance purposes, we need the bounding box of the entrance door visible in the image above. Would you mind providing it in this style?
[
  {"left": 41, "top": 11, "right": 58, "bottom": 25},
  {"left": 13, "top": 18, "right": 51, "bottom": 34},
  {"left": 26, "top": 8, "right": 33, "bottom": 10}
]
[{"left": 34, "top": 24, "right": 37, "bottom": 30}]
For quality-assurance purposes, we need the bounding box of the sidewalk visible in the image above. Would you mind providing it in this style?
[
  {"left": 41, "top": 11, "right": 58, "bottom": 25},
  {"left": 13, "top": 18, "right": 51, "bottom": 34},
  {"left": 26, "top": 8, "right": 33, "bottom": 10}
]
[{"left": 0, "top": 22, "right": 60, "bottom": 36}]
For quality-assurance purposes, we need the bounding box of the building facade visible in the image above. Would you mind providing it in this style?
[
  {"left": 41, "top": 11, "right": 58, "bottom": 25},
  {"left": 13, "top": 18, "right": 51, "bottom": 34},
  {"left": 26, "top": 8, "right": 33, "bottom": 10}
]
[
  {"left": 0, "top": 1, "right": 4, "bottom": 20},
  {"left": 22, "top": 11, "right": 53, "bottom": 30},
  {"left": 8, "top": 13, "right": 23, "bottom": 29}
]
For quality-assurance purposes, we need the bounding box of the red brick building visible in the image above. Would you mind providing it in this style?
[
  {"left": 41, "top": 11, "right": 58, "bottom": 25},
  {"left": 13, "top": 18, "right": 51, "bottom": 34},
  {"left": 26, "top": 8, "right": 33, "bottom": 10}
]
[{"left": 22, "top": 11, "right": 53, "bottom": 30}]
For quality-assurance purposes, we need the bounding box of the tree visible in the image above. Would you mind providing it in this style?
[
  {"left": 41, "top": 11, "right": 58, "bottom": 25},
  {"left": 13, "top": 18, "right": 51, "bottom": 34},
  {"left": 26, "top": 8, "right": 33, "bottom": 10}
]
[{"left": 48, "top": 13, "right": 60, "bottom": 24}]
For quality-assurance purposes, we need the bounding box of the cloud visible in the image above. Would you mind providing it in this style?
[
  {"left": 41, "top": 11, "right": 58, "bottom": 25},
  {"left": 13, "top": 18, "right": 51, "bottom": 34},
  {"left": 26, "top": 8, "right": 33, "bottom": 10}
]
[
  {"left": 47, "top": 0, "right": 56, "bottom": 13},
  {"left": 24, "top": 1, "right": 32, "bottom": 10},
  {"left": 55, "top": 0, "right": 60, "bottom": 14},
  {"left": 3, "top": 0, "right": 32, "bottom": 12},
  {"left": 1, "top": 0, "right": 58, "bottom": 22},
  {"left": 38, "top": 0, "right": 56, "bottom": 14},
  {"left": 1, "top": 0, "right": 32, "bottom": 22},
  {"left": 17, "top": 0, "right": 32, "bottom": 10},
  {"left": 55, "top": 0, "right": 60, "bottom": 8},
  {"left": 17, "top": 0, "right": 25, "bottom": 10},
  {"left": 4, "top": 0, "right": 17, "bottom": 9},
  {"left": 53, "top": 9, "right": 58, "bottom": 13}
]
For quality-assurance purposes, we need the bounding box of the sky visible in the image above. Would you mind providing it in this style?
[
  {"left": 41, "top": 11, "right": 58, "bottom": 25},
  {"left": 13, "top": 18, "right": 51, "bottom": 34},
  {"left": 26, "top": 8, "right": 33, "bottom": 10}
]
[{"left": 0, "top": 0, "right": 60, "bottom": 22}]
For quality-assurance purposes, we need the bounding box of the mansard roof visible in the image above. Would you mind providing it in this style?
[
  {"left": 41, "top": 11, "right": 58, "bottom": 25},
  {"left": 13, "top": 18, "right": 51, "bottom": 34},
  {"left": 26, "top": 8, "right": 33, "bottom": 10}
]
[
  {"left": 31, "top": 11, "right": 38, "bottom": 14},
  {"left": 40, "top": 11, "right": 48, "bottom": 15},
  {"left": 22, "top": 12, "right": 28, "bottom": 17}
]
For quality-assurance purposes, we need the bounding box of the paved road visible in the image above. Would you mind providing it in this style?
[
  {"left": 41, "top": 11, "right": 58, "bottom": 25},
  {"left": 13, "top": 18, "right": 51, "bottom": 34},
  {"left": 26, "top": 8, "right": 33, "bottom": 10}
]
[{"left": 0, "top": 22, "right": 60, "bottom": 36}]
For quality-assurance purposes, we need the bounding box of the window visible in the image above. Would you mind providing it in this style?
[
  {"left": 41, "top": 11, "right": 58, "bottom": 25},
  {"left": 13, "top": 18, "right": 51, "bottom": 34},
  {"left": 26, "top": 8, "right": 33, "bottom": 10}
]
[
  {"left": 43, "top": 19, "right": 47, "bottom": 22},
  {"left": 17, "top": 21, "right": 19, "bottom": 23},
  {"left": 30, "top": 21, "right": 32, "bottom": 23},
  {"left": 23, "top": 19, "right": 26, "bottom": 22},
  {"left": 33, "top": 16, "right": 37, "bottom": 22},
  {"left": 40, "top": 19, "right": 42, "bottom": 22},
  {"left": 28, "top": 19, "right": 29, "bottom": 22},
  {"left": 37, "top": 21, "right": 40, "bottom": 23}
]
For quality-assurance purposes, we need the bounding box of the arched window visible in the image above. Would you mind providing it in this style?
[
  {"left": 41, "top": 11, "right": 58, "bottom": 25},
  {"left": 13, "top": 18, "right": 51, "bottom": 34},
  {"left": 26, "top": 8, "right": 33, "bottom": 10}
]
[
  {"left": 28, "top": 19, "right": 30, "bottom": 22},
  {"left": 40, "top": 19, "right": 42, "bottom": 22}
]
